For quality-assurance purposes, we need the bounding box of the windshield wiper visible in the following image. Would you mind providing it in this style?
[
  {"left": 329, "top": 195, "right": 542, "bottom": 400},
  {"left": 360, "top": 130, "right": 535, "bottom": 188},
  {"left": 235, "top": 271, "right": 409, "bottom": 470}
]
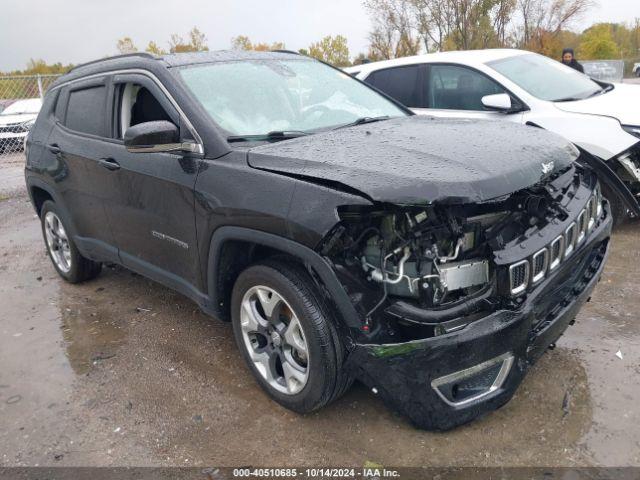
[
  {"left": 227, "top": 130, "right": 310, "bottom": 143},
  {"left": 554, "top": 96, "right": 586, "bottom": 102},
  {"left": 587, "top": 84, "right": 614, "bottom": 98},
  {"left": 332, "top": 116, "right": 390, "bottom": 130}
]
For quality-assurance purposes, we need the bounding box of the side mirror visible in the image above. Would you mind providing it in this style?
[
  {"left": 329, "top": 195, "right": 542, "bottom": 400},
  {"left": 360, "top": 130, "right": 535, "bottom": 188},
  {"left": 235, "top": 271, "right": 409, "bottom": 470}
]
[
  {"left": 481, "top": 93, "right": 513, "bottom": 112},
  {"left": 124, "top": 120, "right": 198, "bottom": 153}
]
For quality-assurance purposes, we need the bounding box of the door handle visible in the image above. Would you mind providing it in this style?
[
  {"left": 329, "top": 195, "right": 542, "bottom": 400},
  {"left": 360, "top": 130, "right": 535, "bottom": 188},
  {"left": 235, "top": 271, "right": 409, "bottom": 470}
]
[
  {"left": 98, "top": 157, "right": 120, "bottom": 171},
  {"left": 47, "top": 143, "right": 61, "bottom": 155}
]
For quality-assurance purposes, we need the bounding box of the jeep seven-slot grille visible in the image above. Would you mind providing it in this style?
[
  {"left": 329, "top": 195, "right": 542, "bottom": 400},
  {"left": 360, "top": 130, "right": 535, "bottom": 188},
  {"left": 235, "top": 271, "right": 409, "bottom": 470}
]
[
  {"left": 509, "top": 260, "right": 529, "bottom": 294},
  {"left": 549, "top": 235, "right": 563, "bottom": 271},
  {"left": 564, "top": 222, "right": 577, "bottom": 258},
  {"left": 532, "top": 248, "right": 548, "bottom": 284},
  {"left": 507, "top": 187, "right": 603, "bottom": 296}
]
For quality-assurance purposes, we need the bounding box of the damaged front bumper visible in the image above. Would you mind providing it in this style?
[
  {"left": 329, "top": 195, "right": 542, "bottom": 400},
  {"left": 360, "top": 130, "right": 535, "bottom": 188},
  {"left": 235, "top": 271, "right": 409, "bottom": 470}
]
[{"left": 345, "top": 207, "right": 612, "bottom": 431}]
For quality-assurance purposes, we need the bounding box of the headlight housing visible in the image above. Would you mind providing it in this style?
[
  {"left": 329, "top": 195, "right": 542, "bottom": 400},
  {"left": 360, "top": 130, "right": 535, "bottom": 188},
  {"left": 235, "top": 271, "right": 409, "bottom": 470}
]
[{"left": 622, "top": 125, "right": 640, "bottom": 139}]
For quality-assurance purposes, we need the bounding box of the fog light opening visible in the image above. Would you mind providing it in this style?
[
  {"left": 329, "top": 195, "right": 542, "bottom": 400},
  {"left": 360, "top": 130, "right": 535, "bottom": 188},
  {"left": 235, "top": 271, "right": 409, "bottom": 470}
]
[
  {"left": 431, "top": 353, "right": 514, "bottom": 407},
  {"left": 451, "top": 383, "right": 460, "bottom": 400}
]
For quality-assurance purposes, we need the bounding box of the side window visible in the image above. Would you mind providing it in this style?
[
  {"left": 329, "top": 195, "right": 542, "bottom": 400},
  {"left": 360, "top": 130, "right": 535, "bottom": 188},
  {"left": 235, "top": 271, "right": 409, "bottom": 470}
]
[
  {"left": 116, "top": 82, "right": 174, "bottom": 138},
  {"left": 427, "top": 65, "right": 506, "bottom": 111},
  {"left": 65, "top": 86, "right": 107, "bottom": 136},
  {"left": 365, "top": 65, "right": 423, "bottom": 108}
]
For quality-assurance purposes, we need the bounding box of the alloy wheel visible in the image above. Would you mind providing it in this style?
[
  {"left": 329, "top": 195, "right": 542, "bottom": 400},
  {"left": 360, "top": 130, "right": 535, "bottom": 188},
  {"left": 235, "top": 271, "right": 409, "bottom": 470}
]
[
  {"left": 44, "top": 211, "right": 72, "bottom": 273},
  {"left": 239, "top": 285, "right": 310, "bottom": 395}
]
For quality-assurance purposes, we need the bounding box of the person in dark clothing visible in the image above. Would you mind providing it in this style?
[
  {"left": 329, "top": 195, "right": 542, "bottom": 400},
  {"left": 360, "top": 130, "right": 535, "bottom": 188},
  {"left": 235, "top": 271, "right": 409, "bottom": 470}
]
[{"left": 561, "top": 48, "right": 584, "bottom": 73}]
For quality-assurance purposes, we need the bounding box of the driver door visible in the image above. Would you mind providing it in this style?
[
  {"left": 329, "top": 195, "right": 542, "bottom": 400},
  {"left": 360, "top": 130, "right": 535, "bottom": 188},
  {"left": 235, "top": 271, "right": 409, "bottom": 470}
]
[
  {"left": 103, "top": 73, "right": 203, "bottom": 289},
  {"left": 415, "top": 64, "right": 524, "bottom": 123}
]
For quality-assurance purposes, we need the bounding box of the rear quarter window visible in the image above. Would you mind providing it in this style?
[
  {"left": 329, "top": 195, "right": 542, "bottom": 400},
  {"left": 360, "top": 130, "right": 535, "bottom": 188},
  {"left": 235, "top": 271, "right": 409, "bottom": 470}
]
[{"left": 65, "top": 86, "right": 107, "bottom": 136}]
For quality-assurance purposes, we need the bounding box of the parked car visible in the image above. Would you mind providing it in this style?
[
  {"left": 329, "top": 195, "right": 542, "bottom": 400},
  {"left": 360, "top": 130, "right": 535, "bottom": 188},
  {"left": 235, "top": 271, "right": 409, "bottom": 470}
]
[
  {"left": 346, "top": 50, "right": 640, "bottom": 223},
  {"left": 0, "top": 98, "right": 41, "bottom": 153},
  {"left": 582, "top": 61, "right": 621, "bottom": 82},
  {"left": 25, "top": 51, "right": 611, "bottom": 430}
]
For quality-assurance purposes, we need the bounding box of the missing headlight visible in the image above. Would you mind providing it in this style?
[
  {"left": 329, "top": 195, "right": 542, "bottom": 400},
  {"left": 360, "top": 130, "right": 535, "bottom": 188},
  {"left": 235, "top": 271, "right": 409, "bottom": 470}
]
[{"left": 321, "top": 204, "right": 505, "bottom": 318}]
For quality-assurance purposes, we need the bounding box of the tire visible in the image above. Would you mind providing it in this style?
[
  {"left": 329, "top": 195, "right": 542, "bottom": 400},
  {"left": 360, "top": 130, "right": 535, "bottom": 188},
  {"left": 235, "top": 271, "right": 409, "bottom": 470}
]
[
  {"left": 601, "top": 184, "right": 628, "bottom": 228},
  {"left": 231, "top": 259, "right": 353, "bottom": 413},
  {"left": 40, "top": 200, "right": 102, "bottom": 283}
]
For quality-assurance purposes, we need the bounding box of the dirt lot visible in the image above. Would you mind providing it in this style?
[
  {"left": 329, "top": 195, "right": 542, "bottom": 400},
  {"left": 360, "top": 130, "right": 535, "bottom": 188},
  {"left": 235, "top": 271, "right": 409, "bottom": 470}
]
[{"left": 1, "top": 153, "right": 639, "bottom": 468}]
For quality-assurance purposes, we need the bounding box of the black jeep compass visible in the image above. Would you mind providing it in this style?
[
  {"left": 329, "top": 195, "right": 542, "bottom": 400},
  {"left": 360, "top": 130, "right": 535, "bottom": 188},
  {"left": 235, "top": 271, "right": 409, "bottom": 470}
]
[{"left": 25, "top": 50, "right": 612, "bottom": 430}]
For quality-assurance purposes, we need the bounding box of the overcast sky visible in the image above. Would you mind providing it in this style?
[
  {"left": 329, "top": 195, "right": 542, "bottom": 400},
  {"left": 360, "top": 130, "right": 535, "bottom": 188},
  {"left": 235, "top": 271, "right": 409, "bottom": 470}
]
[{"left": 1, "top": 0, "right": 639, "bottom": 71}]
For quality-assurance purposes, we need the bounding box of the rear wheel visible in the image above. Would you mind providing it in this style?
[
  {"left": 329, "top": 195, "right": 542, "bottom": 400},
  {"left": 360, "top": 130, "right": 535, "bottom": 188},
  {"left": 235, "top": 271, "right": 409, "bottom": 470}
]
[
  {"left": 231, "top": 260, "right": 352, "bottom": 413},
  {"left": 40, "top": 200, "right": 102, "bottom": 283}
]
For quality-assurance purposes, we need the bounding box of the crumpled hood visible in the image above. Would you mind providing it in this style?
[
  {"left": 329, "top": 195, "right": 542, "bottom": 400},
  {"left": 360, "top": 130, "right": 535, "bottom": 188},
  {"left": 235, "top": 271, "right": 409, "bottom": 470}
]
[
  {"left": 247, "top": 116, "right": 577, "bottom": 204},
  {"left": 554, "top": 83, "right": 640, "bottom": 126}
]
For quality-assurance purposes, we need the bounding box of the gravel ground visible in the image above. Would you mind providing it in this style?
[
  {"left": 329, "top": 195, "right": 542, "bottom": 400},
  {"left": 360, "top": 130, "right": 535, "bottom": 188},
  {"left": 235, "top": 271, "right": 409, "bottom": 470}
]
[{"left": 1, "top": 153, "right": 639, "bottom": 468}]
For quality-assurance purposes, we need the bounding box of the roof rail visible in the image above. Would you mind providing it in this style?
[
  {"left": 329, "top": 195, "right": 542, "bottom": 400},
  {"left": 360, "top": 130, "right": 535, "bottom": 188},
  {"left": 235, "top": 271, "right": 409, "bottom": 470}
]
[
  {"left": 271, "top": 49, "right": 300, "bottom": 55},
  {"left": 70, "top": 52, "right": 157, "bottom": 72}
]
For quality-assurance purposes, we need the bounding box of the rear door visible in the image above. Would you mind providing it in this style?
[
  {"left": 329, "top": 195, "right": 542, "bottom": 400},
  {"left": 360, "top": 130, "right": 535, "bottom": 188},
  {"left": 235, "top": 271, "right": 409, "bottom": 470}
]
[
  {"left": 102, "top": 72, "right": 202, "bottom": 289},
  {"left": 364, "top": 64, "right": 427, "bottom": 109},
  {"left": 44, "top": 77, "right": 119, "bottom": 262}
]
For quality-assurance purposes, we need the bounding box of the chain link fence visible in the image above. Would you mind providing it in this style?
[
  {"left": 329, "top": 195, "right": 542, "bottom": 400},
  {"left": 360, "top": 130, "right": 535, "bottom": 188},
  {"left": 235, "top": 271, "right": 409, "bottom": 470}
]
[{"left": 0, "top": 74, "right": 60, "bottom": 157}]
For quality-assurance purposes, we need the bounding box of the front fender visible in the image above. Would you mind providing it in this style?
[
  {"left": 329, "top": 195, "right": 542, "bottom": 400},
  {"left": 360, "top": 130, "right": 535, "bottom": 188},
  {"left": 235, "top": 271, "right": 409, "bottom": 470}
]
[
  {"left": 576, "top": 148, "right": 640, "bottom": 218},
  {"left": 206, "top": 226, "right": 362, "bottom": 331},
  {"left": 526, "top": 113, "right": 635, "bottom": 160}
]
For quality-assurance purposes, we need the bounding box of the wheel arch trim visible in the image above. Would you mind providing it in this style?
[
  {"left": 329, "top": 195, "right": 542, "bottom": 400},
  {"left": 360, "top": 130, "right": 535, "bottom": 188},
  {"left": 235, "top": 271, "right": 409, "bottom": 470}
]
[
  {"left": 206, "top": 226, "right": 361, "bottom": 329},
  {"left": 26, "top": 177, "right": 80, "bottom": 232}
]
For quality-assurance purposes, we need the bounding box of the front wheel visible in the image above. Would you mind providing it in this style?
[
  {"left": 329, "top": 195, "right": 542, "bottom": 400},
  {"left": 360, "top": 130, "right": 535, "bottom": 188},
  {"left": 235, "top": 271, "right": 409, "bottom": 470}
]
[{"left": 231, "top": 260, "right": 352, "bottom": 413}]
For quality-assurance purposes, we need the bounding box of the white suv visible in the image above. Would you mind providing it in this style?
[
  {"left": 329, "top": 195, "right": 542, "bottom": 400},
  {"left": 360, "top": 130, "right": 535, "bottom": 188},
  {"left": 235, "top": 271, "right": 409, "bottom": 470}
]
[
  {"left": 0, "top": 98, "right": 41, "bottom": 154},
  {"left": 346, "top": 49, "right": 640, "bottom": 221}
]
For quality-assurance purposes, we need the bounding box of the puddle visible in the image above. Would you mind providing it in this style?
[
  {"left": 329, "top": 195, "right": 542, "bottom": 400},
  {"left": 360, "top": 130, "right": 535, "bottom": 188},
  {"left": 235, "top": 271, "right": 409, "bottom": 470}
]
[{"left": 59, "top": 302, "right": 127, "bottom": 375}]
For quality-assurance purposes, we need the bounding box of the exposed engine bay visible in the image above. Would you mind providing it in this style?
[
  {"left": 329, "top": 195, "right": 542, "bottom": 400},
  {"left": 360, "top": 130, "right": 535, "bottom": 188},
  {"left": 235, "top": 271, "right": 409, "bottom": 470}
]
[{"left": 320, "top": 164, "right": 594, "bottom": 335}]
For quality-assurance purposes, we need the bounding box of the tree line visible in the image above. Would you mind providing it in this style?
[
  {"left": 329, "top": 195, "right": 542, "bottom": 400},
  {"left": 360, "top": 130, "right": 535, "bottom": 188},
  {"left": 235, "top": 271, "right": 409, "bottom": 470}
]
[
  {"left": 362, "top": 0, "right": 640, "bottom": 72},
  {"left": 4, "top": 10, "right": 640, "bottom": 77},
  {"left": 114, "top": 29, "right": 352, "bottom": 68}
]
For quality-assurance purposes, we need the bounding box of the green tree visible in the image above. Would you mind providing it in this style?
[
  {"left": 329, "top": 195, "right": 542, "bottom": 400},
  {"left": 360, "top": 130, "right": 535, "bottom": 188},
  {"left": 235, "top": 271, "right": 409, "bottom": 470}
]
[
  {"left": 231, "top": 35, "right": 253, "bottom": 50},
  {"left": 145, "top": 41, "right": 167, "bottom": 55},
  {"left": 116, "top": 37, "right": 138, "bottom": 54},
  {"left": 188, "top": 27, "right": 209, "bottom": 51},
  {"left": 169, "top": 27, "right": 209, "bottom": 53},
  {"left": 579, "top": 24, "right": 620, "bottom": 59},
  {"left": 231, "top": 36, "right": 286, "bottom": 51},
  {"left": 308, "top": 35, "right": 351, "bottom": 67},
  {"left": 21, "top": 59, "right": 73, "bottom": 75},
  {"left": 364, "top": 0, "right": 421, "bottom": 59}
]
